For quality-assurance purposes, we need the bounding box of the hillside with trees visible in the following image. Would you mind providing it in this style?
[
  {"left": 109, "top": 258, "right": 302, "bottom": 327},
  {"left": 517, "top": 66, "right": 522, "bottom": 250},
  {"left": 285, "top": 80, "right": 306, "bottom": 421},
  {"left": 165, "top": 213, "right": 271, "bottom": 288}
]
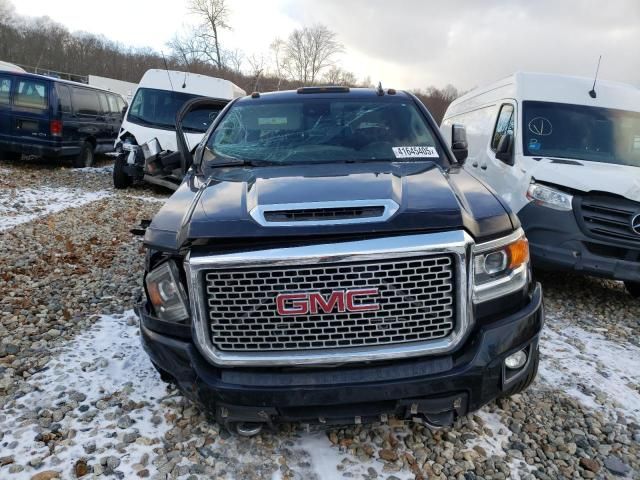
[{"left": 0, "top": 0, "right": 459, "bottom": 122}]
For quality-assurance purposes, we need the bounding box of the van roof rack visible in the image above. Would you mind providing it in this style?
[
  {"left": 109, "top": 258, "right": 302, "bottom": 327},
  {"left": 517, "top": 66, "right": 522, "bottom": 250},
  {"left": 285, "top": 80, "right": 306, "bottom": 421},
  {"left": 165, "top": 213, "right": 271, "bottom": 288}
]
[{"left": 297, "top": 86, "right": 350, "bottom": 94}]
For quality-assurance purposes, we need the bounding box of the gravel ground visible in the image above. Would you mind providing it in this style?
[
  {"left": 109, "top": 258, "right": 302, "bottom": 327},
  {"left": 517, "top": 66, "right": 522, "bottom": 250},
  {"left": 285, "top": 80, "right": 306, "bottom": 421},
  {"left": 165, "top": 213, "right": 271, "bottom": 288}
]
[{"left": 0, "top": 157, "right": 639, "bottom": 479}]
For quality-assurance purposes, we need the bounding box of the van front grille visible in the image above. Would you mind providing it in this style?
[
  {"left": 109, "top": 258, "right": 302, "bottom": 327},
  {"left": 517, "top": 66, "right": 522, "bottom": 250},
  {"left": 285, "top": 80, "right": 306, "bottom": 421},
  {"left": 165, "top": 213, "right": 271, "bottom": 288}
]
[{"left": 576, "top": 195, "right": 640, "bottom": 244}]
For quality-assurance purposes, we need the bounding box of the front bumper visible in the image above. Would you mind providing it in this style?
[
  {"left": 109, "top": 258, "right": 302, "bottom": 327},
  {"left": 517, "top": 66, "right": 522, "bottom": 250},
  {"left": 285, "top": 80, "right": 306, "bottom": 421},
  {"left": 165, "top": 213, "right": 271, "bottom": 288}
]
[
  {"left": 138, "top": 283, "right": 543, "bottom": 425},
  {"left": 519, "top": 203, "right": 640, "bottom": 282}
]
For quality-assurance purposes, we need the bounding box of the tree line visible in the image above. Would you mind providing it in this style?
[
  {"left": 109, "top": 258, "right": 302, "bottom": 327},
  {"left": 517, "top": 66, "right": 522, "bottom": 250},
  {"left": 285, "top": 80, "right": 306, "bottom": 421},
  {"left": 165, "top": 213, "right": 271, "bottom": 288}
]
[{"left": 0, "top": 0, "right": 459, "bottom": 122}]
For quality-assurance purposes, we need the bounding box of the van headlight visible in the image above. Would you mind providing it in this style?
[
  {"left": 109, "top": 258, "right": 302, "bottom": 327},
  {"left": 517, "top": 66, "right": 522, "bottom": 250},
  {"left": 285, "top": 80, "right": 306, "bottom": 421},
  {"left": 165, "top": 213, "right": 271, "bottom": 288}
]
[
  {"left": 526, "top": 182, "right": 573, "bottom": 211},
  {"left": 473, "top": 232, "right": 530, "bottom": 303},
  {"left": 145, "top": 261, "right": 190, "bottom": 322}
]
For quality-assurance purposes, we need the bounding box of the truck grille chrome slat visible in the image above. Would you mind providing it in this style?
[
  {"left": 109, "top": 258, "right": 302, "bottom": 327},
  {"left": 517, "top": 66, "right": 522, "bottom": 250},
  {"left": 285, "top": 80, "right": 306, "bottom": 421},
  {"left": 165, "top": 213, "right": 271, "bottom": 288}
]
[{"left": 203, "top": 255, "right": 456, "bottom": 352}]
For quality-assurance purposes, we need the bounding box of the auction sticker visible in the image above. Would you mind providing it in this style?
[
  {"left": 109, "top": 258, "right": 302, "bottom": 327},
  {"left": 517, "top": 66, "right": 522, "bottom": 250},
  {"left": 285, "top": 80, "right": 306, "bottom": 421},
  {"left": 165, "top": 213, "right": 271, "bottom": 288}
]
[{"left": 392, "top": 146, "right": 439, "bottom": 158}]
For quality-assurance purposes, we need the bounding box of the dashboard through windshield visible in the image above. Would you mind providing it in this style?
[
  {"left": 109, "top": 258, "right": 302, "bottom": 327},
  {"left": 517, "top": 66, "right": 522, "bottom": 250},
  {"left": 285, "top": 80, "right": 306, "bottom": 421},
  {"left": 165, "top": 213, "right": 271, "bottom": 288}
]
[
  {"left": 128, "top": 87, "right": 223, "bottom": 133},
  {"left": 205, "top": 97, "right": 446, "bottom": 165},
  {"left": 523, "top": 100, "right": 640, "bottom": 167}
]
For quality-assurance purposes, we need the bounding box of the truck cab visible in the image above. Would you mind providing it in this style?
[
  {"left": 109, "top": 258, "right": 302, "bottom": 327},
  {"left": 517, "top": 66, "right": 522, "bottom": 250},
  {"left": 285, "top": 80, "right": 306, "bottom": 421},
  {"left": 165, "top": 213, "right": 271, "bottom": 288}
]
[{"left": 137, "top": 87, "right": 544, "bottom": 434}]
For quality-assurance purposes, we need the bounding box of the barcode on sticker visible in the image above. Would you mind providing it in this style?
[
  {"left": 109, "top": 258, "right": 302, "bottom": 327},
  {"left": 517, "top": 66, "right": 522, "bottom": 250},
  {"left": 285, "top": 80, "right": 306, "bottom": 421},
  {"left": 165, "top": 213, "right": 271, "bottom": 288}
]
[{"left": 392, "top": 146, "right": 439, "bottom": 158}]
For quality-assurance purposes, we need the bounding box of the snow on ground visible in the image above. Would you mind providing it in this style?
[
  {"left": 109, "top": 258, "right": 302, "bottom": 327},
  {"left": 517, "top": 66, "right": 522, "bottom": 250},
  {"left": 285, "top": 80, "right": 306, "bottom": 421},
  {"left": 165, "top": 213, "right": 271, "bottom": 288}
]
[
  {"left": 539, "top": 317, "right": 640, "bottom": 422},
  {"left": 0, "top": 312, "right": 172, "bottom": 479},
  {"left": 70, "top": 165, "right": 114, "bottom": 174},
  {"left": 0, "top": 186, "right": 110, "bottom": 231}
]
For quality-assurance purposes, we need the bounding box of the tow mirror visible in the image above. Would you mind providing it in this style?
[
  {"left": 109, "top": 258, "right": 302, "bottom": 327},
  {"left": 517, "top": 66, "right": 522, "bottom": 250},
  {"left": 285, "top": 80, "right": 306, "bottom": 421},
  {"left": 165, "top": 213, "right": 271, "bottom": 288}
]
[
  {"left": 451, "top": 124, "right": 468, "bottom": 164},
  {"left": 496, "top": 133, "right": 514, "bottom": 165}
]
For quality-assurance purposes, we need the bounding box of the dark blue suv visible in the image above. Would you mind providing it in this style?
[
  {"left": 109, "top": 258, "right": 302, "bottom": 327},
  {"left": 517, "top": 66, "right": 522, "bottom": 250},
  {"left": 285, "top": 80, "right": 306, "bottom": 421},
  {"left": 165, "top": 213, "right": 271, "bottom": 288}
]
[{"left": 0, "top": 71, "right": 126, "bottom": 167}]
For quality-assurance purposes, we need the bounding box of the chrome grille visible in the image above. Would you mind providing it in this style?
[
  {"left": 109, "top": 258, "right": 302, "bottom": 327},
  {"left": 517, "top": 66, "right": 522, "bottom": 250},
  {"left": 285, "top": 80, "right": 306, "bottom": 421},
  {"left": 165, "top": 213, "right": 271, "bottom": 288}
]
[
  {"left": 203, "top": 255, "right": 456, "bottom": 352},
  {"left": 577, "top": 195, "right": 640, "bottom": 244}
]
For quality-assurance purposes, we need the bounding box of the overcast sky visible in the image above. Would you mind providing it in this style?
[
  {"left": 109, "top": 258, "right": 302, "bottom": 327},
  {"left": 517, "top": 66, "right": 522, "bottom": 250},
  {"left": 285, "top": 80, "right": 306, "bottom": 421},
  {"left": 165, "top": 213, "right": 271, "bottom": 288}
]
[{"left": 12, "top": 0, "right": 640, "bottom": 90}]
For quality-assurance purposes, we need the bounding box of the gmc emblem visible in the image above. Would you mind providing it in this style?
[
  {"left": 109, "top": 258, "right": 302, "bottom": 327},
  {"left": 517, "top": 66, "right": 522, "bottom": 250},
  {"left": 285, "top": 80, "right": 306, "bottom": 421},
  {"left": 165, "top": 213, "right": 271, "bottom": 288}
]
[{"left": 276, "top": 289, "right": 380, "bottom": 316}]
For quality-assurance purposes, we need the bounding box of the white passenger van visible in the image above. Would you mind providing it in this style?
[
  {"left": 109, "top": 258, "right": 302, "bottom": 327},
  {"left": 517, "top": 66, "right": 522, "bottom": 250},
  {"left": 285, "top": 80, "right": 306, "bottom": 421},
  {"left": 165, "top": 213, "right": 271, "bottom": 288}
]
[
  {"left": 441, "top": 72, "right": 640, "bottom": 297},
  {"left": 114, "top": 69, "right": 245, "bottom": 189}
]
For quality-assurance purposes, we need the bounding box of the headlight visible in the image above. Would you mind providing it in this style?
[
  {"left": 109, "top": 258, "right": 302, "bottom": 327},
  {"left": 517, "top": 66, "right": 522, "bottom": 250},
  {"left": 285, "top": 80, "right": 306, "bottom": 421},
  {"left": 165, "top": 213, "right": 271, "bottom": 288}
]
[
  {"left": 526, "top": 182, "right": 573, "bottom": 211},
  {"left": 145, "top": 261, "right": 189, "bottom": 322},
  {"left": 473, "top": 231, "right": 530, "bottom": 303}
]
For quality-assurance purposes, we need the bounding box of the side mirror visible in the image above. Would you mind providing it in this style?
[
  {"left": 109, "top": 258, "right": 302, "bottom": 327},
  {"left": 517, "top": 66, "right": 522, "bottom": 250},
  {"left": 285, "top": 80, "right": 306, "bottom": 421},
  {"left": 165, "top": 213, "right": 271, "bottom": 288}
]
[
  {"left": 451, "top": 124, "right": 468, "bottom": 164},
  {"left": 495, "top": 133, "right": 514, "bottom": 165},
  {"left": 175, "top": 97, "right": 226, "bottom": 174}
]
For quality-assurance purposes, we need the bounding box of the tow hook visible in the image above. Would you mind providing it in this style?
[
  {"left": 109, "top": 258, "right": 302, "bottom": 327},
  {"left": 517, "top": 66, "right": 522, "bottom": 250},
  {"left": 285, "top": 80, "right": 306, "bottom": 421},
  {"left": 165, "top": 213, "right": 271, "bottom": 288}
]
[{"left": 234, "top": 422, "right": 263, "bottom": 437}]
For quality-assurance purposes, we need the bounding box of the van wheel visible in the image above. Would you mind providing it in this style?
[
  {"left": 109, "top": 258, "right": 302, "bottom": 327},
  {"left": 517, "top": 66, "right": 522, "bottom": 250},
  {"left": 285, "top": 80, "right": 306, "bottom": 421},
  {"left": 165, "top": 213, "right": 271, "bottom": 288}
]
[
  {"left": 625, "top": 281, "right": 640, "bottom": 298},
  {"left": 73, "top": 142, "right": 95, "bottom": 168},
  {"left": 113, "top": 154, "right": 132, "bottom": 189}
]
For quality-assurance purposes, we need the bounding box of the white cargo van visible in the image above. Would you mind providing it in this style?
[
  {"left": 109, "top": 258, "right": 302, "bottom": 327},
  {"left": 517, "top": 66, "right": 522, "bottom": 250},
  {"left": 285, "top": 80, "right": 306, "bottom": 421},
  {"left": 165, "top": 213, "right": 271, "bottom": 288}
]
[
  {"left": 114, "top": 69, "right": 245, "bottom": 189},
  {"left": 441, "top": 72, "right": 640, "bottom": 297}
]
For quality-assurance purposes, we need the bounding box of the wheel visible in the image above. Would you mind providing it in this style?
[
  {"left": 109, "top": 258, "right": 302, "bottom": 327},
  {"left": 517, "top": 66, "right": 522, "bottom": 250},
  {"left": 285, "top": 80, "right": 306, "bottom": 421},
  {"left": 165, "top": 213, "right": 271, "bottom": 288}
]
[
  {"left": 625, "top": 281, "right": 640, "bottom": 298},
  {"left": 73, "top": 141, "right": 94, "bottom": 168},
  {"left": 113, "top": 154, "right": 132, "bottom": 189},
  {"left": 0, "top": 151, "right": 21, "bottom": 161},
  {"left": 501, "top": 351, "right": 539, "bottom": 398}
]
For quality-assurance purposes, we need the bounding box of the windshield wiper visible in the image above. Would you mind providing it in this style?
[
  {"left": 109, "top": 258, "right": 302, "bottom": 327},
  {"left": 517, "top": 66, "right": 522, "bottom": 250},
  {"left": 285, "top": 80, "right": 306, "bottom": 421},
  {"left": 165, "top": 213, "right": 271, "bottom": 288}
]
[{"left": 209, "top": 158, "right": 275, "bottom": 168}]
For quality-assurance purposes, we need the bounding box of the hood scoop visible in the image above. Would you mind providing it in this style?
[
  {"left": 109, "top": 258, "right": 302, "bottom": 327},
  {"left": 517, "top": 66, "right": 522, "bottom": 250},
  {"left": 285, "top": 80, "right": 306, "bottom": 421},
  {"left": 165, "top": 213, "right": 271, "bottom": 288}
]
[{"left": 251, "top": 200, "right": 399, "bottom": 227}]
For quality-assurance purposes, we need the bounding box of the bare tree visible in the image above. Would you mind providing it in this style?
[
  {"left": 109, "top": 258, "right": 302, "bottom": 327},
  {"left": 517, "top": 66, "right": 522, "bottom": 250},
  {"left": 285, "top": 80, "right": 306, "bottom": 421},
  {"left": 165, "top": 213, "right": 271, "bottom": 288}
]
[
  {"left": 224, "top": 48, "right": 244, "bottom": 73},
  {"left": 167, "top": 30, "right": 204, "bottom": 69},
  {"left": 246, "top": 53, "right": 266, "bottom": 91},
  {"left": 269, "top": 38, "right": 288, "bottom": 90},
  {"left": 323, "top": 66, "right": 357, "bottom": 86},
  {"left": 283, "top": 24, "right": 343, "bottom": 85},
  {"left": 188, "top": 0, "right": 230, "bottom": 69},
  {"left": 0, "top": 0, "right": 15, "bottom": 24}
]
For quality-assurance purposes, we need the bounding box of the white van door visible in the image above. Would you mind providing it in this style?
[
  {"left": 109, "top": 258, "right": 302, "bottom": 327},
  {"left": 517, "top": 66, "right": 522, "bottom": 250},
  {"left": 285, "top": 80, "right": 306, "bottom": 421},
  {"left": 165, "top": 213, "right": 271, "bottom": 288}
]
[{"left": 480, "top": 102, "right": 528, "bottom": 209}]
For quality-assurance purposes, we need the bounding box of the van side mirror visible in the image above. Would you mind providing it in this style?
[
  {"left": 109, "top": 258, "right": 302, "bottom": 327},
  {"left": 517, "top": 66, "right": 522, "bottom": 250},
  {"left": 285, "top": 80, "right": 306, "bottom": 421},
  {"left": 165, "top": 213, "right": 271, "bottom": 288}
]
[
  {"left": 451, "top": 124, "right": 468, "bottom": 164},
  {"left": 495, "top": 133, "right": 514, "bottom": 165}
]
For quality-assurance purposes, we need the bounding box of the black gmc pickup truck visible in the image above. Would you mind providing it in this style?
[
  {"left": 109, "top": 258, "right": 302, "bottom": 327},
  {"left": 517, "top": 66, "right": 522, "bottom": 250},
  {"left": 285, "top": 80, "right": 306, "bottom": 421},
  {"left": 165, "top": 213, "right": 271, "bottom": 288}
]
[{"left": 137, "top": 87, "right": 544, "bottom": 435}]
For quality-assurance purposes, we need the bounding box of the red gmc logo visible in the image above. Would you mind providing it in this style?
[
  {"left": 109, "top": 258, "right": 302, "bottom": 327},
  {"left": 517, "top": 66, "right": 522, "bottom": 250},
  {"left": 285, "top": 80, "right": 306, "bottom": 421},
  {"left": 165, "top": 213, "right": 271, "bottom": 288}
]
[{"left": 276, "top": 289, "right": 380, "bottom": 316}]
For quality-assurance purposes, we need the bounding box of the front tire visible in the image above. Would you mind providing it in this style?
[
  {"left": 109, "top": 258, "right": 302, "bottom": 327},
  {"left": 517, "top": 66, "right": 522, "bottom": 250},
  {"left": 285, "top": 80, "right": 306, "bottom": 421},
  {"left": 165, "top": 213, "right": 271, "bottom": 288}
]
[
  {"left": 113, "top": 154, "right": 132, "bottom": 189},
  {"left": 73, "top": 141, "right": 94, "bottom": 168},
  {"left": 625, "top": 281, "right": 640, "bottom": 298}
]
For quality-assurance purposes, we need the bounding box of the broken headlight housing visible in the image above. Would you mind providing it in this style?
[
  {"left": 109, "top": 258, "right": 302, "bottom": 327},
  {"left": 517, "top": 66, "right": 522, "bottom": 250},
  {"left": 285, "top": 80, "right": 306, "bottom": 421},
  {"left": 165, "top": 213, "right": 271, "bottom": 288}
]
[
  {"left": 145, "top": 261, "right": 189, "bottom": 322},
  {"left": 472, "top": 231, "right": 530, "bottom": 303}
]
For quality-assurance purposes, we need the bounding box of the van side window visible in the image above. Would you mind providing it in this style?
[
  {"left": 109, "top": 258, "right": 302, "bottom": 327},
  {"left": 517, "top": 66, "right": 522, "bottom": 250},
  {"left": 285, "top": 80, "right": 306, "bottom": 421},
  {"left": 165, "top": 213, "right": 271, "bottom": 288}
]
[
  {"left": 15, "top": 79, "right": 47, "bottom": 110},
  {"left": 117, "top": 97, "right": 126, "bottom": 112},
  {"left": 72, "top": 88, "right": 100, "bottom": 116},
  {"left": 0, "top": 77, "right": 11, "bottom": 105},
  {"left": 491, "top": 104, "right": 514, "bottom": 151},
  {"left": 107, "top": 94, "right": 119, "bottom": 113},
  {"left": 98, "top": 92, "right": 109, "bottom": 115},
  {"left": 56, "top": 84, "right": 72, "bottom": 114}
]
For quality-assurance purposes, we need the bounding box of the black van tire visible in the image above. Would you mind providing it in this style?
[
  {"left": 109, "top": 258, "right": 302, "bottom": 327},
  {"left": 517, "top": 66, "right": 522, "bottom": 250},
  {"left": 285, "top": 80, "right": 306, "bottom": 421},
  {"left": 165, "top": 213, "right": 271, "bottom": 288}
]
[
  {"left": 113, "top": 154, "right": 132, "bottom": 189},
  {"left": 73, "top": 141, "right": 95, "bottom": 168},
  {"left": 625, "top": 281, "right": 640, "bottom": 298}
]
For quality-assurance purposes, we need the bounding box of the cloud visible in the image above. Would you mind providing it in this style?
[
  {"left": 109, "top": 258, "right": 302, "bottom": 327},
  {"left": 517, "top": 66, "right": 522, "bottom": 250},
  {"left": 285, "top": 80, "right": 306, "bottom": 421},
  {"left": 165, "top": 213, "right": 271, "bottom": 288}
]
[{"left": 285, "top": 0, "right": 640, "bottom": 90}]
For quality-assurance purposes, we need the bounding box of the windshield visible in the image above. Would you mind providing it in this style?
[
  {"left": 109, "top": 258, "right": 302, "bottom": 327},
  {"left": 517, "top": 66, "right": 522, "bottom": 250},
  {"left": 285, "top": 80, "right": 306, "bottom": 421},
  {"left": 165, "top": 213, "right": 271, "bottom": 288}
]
[
  {"left": 128, "top": 87, "right": 223, "bottom": 133},
  {"left": 205, "top": 97, "right": 445, "bottom": 165},
  {"left": 523, "top": 101, "right": 640, "bottom": 167}
]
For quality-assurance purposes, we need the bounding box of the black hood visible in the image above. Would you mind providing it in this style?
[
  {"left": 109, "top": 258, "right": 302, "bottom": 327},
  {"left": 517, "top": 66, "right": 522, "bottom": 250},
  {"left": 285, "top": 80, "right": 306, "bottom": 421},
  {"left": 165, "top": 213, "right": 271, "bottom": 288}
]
[{"left": 145, "top": 162, "right": 516, "bottom": 252}]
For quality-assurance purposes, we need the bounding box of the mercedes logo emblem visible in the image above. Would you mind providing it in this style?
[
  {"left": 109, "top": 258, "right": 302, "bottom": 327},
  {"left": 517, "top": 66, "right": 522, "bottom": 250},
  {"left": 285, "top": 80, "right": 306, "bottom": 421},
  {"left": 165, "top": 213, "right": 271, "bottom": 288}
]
[
  {"left": 632, "top": 213, "right": 640, "bottom": 236},
  {"left": 528, "top": 117, "right": 553, "bottom": 136}
]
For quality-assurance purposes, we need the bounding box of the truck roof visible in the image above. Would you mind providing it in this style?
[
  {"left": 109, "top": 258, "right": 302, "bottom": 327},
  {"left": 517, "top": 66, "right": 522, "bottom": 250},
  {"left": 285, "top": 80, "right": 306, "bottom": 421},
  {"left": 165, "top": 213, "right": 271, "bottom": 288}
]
[
  {"left": 236, "top": 87, "right": 412, "bottom": 103},
  {"left": 0, "top": 69, "right": 125, "bottom": 98},
  {"left": 138, "top": 69, "right": 246, "bottom": 100},
  {"left": 446, "top": 72, "right": 640, "bottom": 117}
]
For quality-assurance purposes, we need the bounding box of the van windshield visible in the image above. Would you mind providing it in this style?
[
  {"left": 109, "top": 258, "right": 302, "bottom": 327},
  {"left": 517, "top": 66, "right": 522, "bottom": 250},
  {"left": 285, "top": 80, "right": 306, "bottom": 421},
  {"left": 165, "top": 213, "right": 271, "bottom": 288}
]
[
  {"left": 523, "top": 101, "right": 640, "bottom": 167},
  {"left": 128, "top": 87, "right": 223, "bottom": 133},
  {"left": 205, "top": 97, "right": 445, "bottom": 165}
]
